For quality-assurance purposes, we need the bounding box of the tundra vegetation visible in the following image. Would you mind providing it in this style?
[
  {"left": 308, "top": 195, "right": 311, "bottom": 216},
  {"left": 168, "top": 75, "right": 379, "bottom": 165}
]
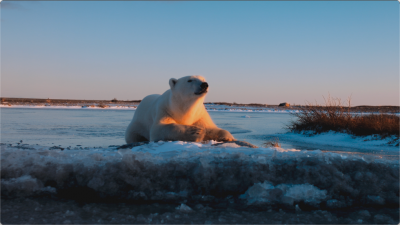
[
  {"left": 264, "top": 137, "right": 281, "bottom": 148},
  {"left": 289, "top": 96, "right": 399, "bottom": 141}
]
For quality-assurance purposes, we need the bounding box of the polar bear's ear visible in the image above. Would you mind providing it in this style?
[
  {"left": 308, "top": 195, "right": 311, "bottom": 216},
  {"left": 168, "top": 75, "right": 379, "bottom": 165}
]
[{"left": 169, "top": 78, "right": 178, "bottom": 89}]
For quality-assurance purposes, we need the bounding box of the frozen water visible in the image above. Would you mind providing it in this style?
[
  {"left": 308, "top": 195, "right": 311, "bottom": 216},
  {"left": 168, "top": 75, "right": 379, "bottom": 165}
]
[
  {"left": 2, "top": 108, "right": 397, "bottom": 156},
  {"left": 175, "top": 203, "right": 193, "bottom": 212},
  {"left": 1, "top": 108, "right": 291, "bottom": 147},
  {"left": 1, "top": 108, "right": 399, "bottom": 224}
]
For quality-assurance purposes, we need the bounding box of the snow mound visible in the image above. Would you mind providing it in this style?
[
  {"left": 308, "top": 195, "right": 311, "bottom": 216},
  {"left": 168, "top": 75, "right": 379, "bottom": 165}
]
[{"left": 1, "top": 141, "right": 398, "bottom": 210}]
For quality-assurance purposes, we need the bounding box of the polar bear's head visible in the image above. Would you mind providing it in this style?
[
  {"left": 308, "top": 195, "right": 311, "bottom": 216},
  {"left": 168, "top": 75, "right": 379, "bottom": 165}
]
[{"left": 169, "top": 76, "right": 209, "bottom": 99}]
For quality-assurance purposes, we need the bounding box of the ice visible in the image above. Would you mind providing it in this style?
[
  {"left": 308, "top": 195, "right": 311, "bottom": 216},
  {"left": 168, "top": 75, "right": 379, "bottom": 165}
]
[
  {"left": 2, "top": 175, "right": 56, "bottom": 196},
  {"left": 0, "top": 103, "right": 304, "bottom": 113},
  {"left": 240, "top": 181, "right": 327, "bottom": 206},
  {"left": 374, "top": 214, "right": 395, "bottom": 224},
  {"left": 367, "top": 195, "right": 385, "bottom": 205},
  {"left": 175, "top": 203, "right": 193, "bottom": 212},
  {"left": 2, "top": 196, "right": 398, "bottom": 224},
  {"left": 284, "top": 184, "right": 327, "bottom": 203},
  {"left": 1, "top": 141, "right": 399, "bottom": 224},
  {"left": 3, "top": 141, "right": 397, "bottom": 206},
  {"left": 326, "top": 199, "right": 346, "bottom": 209},
  {"left": 358, "top": 210, "right": 371, "bottom": 218},
  {"left": 277, "top": 131, "right": 399, "bottom": 152}
]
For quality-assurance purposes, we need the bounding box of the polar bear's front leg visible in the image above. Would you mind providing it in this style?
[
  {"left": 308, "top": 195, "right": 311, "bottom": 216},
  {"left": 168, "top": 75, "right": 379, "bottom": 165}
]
[
  {"left": 150, "top": 123, "right": 206, "bottom": 142},
  {"left": 204, "top": 128, "right": 236, "bottom": 142}
]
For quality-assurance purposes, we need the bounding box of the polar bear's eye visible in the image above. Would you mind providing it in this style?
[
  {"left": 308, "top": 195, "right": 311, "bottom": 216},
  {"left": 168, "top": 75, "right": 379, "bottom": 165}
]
[{"left": 188, "top": 80, "right": 192, "bottom": 82}]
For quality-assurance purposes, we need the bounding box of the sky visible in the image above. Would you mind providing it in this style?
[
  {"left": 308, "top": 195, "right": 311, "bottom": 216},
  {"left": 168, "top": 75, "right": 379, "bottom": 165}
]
[{"left": 1, "top": 1, "right": 399, "bottom": 106}]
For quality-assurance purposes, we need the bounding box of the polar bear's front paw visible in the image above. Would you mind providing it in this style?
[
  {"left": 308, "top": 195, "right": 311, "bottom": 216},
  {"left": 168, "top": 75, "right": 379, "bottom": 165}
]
[
  {"left": 186, "top": 126, "right": 206, "bottom": 142},
  {"left": 217, "top": 130, "right": 236, "bottom": 142}
]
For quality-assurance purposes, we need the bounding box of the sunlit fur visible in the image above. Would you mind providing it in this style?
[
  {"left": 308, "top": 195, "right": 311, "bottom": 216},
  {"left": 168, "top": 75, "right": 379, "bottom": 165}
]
[{"left": 125, "top": 76, "right": 235, "bottom": 143}]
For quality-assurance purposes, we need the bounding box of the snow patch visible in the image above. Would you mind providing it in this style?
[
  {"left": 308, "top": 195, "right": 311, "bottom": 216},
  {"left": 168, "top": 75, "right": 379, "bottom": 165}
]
[
  {"left": 240, "top": 181, "right": 327, "bottom": 206},
  {"left": 278, "top": 131, "right": 399, "bottom": 153}
]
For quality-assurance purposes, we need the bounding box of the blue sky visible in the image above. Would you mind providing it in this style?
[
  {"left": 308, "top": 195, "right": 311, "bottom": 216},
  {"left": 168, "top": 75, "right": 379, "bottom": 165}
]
[{"left": 1, "top": 1, "right": 398, "bottom": 106}]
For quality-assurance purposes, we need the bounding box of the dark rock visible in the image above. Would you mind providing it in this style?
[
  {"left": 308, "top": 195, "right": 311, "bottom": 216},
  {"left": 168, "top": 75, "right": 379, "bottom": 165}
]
[
  {"left": 279, "top": 102, "right": 290, "bottom": 107},
  {"left": 212, "top": 140, "right": 258, "bottom": 148},
  {"left": 116, "top": 142, "right": 150, "bottom": 149},
  {"left": 49, "top": 146, "right": 64, "bottom": 150}
]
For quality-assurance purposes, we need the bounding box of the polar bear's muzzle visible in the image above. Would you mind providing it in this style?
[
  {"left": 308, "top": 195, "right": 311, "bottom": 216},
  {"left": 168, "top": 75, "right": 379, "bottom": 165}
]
[{"left": 195, "top": 82, "right": 209, "bottom": 95}]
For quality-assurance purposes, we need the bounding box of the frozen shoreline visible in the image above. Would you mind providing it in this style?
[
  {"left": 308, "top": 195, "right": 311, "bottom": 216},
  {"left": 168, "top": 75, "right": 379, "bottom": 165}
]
[
  {"left": 274, "top": 131, "right": 399, "bottom": 155},
  {"left": 2, "top": 141, "right": 399, "bottom": 224},
  {"left": 2, "top": 104, "right": 398, "bottom": 114},
  {"left": 0, "top": 104, "right": 301, "bottom": 113}
]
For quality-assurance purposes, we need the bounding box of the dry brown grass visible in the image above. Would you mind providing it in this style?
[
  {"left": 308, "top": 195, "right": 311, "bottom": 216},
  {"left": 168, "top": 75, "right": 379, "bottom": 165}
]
[
  {"left": 264, "top": 137, "right": 281, "bottom": 148},
  {"left": 98, "top": 104, "right": 109, "bottom": 108},
  {"left": 289, "top": 96, "right": 399, "bottom": 138}
]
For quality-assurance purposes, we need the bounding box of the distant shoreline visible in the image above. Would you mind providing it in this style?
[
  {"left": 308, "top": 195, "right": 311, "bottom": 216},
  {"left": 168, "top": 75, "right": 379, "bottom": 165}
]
[{"left": 1, "top": 97, "right": 399, "bottom": 113}]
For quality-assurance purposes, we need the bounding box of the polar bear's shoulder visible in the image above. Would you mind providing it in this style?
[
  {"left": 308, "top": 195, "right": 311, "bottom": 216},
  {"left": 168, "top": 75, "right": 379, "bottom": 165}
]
[{"left": 138, "top": 91, "right": 171, "bottom": 117}]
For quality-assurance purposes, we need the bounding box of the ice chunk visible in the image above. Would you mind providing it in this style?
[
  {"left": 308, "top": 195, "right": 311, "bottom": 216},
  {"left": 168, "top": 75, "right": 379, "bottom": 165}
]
[
  {"left": 175, "top": 203, "right": 192, "bottom": 212},
  {"left": 241, "top": 182, "right": 326, "bottom": 206},
  {"left": 374, "top": 214, "right": 394, "bottom": 224},
  {"left": 2, "top": 175, "right": 42, "bottom": 196},
  {"left": 367, "top": 195, "right": 385, "bottom": 205},
  {"left": 326, "top": 199, "right": 346, "bottom": 209},
  {"left": 65, "top": 210, "right": 75, "bottom": 216},
  {"left": 239, "top": 181, "right": 276, "bottom": 204},
  {"left": 284, "top": 184, "right": 327, "bottom": 203},
  {"left": 87, "top": 177, "right": 104, "bottom": 189},
  {"left": 358, "top": 210, "right": 371, "bottom": 218},
  {"left": 218, "top": 143, "right": 241, "bottom": 148}
]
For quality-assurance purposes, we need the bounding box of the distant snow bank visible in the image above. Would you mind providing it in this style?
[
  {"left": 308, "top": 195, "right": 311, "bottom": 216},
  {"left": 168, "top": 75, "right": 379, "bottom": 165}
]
[
  {"left": 2, "top": 104, "right": 399, "bottom": 115},
  {"left": 0, "top": 103, "right": 300, "bottom": 113},
  {"left": 0, "top": 104, "right": 137, "bottom": 110},
  {"left": 2, "top": 141, "right": 398, "bottom": 211}
]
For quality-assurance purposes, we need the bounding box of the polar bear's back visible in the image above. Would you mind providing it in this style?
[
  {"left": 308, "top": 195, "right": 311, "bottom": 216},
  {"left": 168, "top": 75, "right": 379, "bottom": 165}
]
[
  {"left": 133, "top": 94, "right": 161, "bottom": 123},
  {"left": 125, "top": 94, "right": 160, "bottom": 142}
]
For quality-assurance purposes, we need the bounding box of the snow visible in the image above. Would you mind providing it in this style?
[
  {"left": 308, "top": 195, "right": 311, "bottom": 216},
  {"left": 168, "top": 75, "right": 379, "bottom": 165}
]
[
  {"left": 276, "top": 131, "right": 399, "bottom": 154},
  {"left": 2, "top": 141, "right": 397, "bottom": 199},
  {"left": 0, "top": 104, "right": 302, "bottom": 113},
  {"left": 240, "top": 181, "right": 327, "bottom": 206},
  {"left": 175, "top": 203, "right": 193, "bottom": 212},
  {"left": 1, "top": 141, "right": 398, "bottom": 224},
  {"left": 0, "top": 104, "right": 138, "bottom": 110}
]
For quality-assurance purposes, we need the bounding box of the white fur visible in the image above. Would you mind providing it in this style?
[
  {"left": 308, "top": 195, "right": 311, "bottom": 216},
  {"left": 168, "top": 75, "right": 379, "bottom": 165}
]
[{"left": 125, "top": 76, "right": 235, "bottom": 143}]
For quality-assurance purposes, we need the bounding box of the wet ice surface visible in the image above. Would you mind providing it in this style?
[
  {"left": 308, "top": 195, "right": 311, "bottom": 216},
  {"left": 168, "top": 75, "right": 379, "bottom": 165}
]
[
  {"left": 2, "top": 142, "right": 399, "bottom": 224},
  {"left": 0, "top": 108, "right": 250, "bottom": 147},
  {"left": 2, "top": 108, "right": 397, "bottom": 154},
  {"left": 0, "top": 108, "right": 307, "bottom": 149},
  {"left": 0, "top": 108, "right": 130, "bottom": 147}
]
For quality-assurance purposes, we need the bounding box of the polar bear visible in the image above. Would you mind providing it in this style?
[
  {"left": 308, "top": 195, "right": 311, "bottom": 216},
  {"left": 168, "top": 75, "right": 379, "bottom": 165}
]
[{"left": 125, "top": 76, "right": 236, "bottom": 143}]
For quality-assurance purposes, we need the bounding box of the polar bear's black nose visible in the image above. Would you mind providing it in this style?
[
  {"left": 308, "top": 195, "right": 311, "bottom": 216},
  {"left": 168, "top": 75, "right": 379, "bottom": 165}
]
[{"left": 201, "top": 82, "right": 208, "bottom": 89}]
